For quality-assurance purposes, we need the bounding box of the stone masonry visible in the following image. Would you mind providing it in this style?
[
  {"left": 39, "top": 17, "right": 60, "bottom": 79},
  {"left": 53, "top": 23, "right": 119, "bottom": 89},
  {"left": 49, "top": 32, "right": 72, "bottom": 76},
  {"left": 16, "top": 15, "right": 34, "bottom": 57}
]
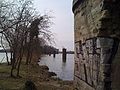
[{"left": 72, "top": 0, "right": 120, "bottom": 90}]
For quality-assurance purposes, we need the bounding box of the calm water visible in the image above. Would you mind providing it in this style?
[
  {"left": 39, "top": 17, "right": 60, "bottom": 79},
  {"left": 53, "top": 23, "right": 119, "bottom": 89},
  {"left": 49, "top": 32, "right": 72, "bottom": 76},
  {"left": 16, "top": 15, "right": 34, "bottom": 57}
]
[
  {"left": 39, "top": 54, "right": 74, "bottom": 80},
  {"left": 0, "top": 52, "right": 11, "bottom": 63}
]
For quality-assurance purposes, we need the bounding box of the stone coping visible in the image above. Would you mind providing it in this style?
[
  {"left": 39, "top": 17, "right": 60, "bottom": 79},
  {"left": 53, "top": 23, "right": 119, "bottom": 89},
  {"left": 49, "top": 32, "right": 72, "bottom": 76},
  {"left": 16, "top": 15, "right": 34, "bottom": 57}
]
[{"left": 72, "top": 0, "right": 83, "bottom": 12}]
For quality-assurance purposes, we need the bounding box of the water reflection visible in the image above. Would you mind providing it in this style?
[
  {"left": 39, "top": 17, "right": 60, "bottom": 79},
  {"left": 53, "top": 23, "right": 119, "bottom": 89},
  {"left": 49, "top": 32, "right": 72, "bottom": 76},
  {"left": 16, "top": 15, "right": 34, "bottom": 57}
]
[
  {"left": 0, "top": 53, "right": 11, "bottom": 63},
  {"left": 39, "top": 54, "right": 74, "bottom": 80},
  {"left": 60, "top": 62, "right": 66, "bottom": 79}
]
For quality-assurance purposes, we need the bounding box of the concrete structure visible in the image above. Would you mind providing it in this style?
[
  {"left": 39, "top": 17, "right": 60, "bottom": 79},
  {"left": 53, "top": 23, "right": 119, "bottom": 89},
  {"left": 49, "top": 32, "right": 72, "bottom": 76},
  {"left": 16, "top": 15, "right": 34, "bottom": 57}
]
[{"left": 72, "top": 0, "right": 120, "bottom": 90}]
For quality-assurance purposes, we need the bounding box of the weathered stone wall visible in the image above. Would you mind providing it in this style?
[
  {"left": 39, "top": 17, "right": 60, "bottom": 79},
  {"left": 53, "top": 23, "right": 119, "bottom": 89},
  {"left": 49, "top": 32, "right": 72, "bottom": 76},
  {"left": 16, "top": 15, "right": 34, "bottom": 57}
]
[{"left": 72, "top": 0, "right": 120, "bottom": 90}]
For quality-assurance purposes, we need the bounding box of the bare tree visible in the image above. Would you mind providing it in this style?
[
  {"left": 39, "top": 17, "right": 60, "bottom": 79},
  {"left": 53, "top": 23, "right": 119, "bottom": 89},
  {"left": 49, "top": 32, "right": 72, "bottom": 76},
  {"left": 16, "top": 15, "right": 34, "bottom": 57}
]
[{"left": 26, "top": 16, "right": 53, "bottom": 64}]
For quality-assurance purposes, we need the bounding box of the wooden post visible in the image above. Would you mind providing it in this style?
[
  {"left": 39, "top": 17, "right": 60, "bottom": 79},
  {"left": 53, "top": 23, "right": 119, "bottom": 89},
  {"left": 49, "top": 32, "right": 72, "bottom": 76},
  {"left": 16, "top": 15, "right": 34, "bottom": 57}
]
[
  {"left": 62, "top": 48, "right": 67, "bottom": 62},
  {"left": 53, "top": 51, "right": 56, "bottom": 58}
]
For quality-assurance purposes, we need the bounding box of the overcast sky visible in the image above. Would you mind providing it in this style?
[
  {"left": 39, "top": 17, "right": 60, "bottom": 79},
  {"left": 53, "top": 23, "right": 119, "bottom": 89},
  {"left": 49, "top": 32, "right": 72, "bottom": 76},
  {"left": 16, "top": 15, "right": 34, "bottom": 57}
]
[{"left": 33, "top": 0, "right": 74, "bottom": 51}]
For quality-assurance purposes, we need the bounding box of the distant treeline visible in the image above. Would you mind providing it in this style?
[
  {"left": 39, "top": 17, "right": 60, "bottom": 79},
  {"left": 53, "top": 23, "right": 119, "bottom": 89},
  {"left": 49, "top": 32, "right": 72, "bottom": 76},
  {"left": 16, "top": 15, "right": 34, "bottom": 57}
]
[
  {"left": 41, "top": 45, "right": 59, "bottom": 54},
  {"left": 0, "top": 49, "right": 11, "bottom": 52},
  {"left": 59, "top": 51, "right": 74, "bottom": 54}
]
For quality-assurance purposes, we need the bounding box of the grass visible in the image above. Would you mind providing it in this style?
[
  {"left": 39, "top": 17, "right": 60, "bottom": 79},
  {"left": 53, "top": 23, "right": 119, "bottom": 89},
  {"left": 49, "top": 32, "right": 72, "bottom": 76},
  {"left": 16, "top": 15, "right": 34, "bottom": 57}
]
[
  {"left": 0, "top": 63, "right": 26, "bottom": 90},
  {"left": 0, "top": 62, "right": 74, "bottom": 90}
]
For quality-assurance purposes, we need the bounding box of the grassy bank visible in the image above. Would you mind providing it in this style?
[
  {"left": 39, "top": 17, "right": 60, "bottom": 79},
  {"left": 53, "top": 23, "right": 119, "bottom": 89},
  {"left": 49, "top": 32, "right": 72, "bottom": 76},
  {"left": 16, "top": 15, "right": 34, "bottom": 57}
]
[
  {"left": 0, "top": 62, "right": 74, "bottom": 90},
  {"left": 0, "top": 63, "right": 26, "bottom": 89}
]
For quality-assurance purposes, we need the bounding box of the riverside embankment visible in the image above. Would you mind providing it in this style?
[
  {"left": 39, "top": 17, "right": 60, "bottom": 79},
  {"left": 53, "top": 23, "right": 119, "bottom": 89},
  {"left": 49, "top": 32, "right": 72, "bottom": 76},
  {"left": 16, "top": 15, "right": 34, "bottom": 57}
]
[{"left": 0, "top": 54, "right": 74, "bottom": 90}]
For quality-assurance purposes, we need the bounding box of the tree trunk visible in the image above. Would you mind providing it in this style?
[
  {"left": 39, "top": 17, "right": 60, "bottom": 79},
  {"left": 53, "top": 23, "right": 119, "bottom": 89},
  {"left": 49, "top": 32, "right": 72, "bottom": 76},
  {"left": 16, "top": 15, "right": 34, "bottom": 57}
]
[
  {"left": 29, "top": 48, "right": 33, "bottom": 64},
  {"left": 10, "top": 51, "right": 13, "bottom": 65},
  {"left": 26, "top": 47, "right": 30, "bottom": 64},
  {"left": 17, "top": 40, "right": 24, "bottom": 77},
  {"left": 10, "top": 51, "right": 16, "bottom": 77},
  {"left": 26, "top": 39, "right": 32, "bottom": 64}
]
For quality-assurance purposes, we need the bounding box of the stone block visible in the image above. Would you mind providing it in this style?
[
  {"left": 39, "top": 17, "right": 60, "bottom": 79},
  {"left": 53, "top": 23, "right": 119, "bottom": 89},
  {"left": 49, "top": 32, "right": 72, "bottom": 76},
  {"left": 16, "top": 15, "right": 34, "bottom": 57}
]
[{"left": 73, "top": 0, "right": 120, "bottom": 90}]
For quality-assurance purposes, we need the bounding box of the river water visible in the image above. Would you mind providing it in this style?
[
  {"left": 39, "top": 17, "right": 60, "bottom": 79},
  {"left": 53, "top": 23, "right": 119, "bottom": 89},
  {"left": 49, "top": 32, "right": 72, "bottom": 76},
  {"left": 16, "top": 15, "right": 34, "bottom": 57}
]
[
  {"left": 0, "top": 52, "right": 11, "bottom": 63},
  {"left": 39, "top": 54, "right": 74, "bottom": 80}
]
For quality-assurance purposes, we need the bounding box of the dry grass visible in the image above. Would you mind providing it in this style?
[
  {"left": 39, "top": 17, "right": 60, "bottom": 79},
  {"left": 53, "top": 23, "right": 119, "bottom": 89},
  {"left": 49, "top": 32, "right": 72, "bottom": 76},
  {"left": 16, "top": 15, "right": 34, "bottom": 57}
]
[{"left": 0, "top": 62, "right": 74, "bottom": 90}]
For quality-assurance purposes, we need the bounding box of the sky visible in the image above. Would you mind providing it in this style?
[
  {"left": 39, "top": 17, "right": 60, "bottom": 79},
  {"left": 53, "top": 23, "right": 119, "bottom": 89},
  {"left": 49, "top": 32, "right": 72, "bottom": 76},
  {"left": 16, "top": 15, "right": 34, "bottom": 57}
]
[{"left": 33, "top": 0, "right": 74, "bottom": 51}]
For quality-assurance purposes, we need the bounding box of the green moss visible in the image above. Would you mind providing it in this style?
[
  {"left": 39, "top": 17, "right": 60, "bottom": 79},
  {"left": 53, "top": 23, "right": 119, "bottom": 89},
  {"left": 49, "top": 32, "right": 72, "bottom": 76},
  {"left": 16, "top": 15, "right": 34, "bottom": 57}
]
[
  {"left": 0, "top": 64, "right": 11, "bottom": 73},
  {"left": 0, "top": 64, "right": 26, "bottom": 90}
]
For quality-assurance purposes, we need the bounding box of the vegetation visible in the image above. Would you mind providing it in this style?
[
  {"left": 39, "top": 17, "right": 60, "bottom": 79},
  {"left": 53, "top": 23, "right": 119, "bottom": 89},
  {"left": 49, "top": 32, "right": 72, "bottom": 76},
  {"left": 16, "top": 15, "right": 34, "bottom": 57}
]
[
  {"left": 0, "top": 0, "right": 54, "bottom": 77},
  {"left": 0, "top": 63, "right": 73, "bottom": 90},
  {"left": 41, "top": 45, "right": 59, "bottom": 54}
]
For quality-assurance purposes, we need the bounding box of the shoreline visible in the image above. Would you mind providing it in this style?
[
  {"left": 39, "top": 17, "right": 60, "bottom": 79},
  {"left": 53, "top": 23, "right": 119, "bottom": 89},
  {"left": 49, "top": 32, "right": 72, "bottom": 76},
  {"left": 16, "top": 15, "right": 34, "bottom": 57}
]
[{"left": 0, "top": 62, "right": 74, "bottom": 90}]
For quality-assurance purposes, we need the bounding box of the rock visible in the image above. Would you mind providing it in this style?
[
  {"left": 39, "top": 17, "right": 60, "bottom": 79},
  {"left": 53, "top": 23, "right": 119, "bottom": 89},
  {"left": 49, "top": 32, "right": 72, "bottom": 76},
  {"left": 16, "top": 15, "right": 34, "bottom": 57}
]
[
  {"left": 40, "top": 65, "right": 49, "bottom": 70},
  {"left": 48, "top": 72, "right": 57, "bottom": 77},
  {"left": 25, "top": 80, "right": 37, "bottom": 90},
  {"left": 37, "top": 60, "right": 40, "bottom": 62}
]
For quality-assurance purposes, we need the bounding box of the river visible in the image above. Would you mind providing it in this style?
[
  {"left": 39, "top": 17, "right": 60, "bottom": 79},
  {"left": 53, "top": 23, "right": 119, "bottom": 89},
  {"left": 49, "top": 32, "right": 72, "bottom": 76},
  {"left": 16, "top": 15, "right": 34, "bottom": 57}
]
[
  {"left": 39, "top": 54, "right": 74, "bottom": 81},
  {"left": 0, "top": 52, "right": 11, "bottom": 63}
]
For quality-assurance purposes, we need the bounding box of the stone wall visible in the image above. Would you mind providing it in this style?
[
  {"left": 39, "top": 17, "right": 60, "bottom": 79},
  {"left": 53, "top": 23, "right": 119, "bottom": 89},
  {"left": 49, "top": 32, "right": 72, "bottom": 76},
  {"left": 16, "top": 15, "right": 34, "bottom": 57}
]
[{"left": 72, "top": 0, "right": 120, "bottom": 90}]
